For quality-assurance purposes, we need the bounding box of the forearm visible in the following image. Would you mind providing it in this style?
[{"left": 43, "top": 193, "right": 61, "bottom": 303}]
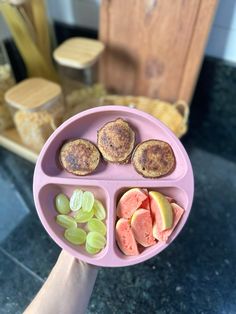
[{"left": 24, "top": 251, "right": 98, "bottom": 314}]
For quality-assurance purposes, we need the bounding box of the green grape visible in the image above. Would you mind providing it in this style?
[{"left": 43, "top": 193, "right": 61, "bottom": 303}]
[
  {"left": 86, "top": 231, "right": 106, "bottom": 249},
  {"left": 74, "top": 208, "right": 94, "bottom": 223},
  {"left": 56, "top": 215, "right": 77, "bottom": 229},
  {"left": 85, "top": 241, "right": 100, "bottom": 255},
  {"left": 93, "top": 199, "right": 106, "bottom": 220},
  {"left": 70, "top": 189, "right": 83, "bottom": 211},
  {"left": 64, "top": 227, "right": 86, "bottom": 245},
  {"left": 87, "top": 218, "right": 106, "bottom": 236},
  {"left": 55, "top": 193, "right": 70, "bottom": 214},
  {"left": 82, "top": 191, "right": 94, "bottom": 212}
]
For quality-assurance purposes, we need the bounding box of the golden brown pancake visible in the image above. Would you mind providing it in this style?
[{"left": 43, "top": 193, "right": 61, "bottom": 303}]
[
  {"left": 132, "top": 140, "right": 175, "bottom": 178},
  {"left": 59, "top": 139, "right": 100, "bottom": 175},
  {"left": 97, "top": 118, "right": 135, "bottom": 163}
]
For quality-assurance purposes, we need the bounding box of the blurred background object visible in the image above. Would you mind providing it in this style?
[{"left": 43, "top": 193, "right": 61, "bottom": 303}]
[
  {"left": 100, "top": 96, "right": 189, "bottom": 138},
  {"left": 0, "top": 0, "right": 220, "bottom": 162},
  {"left": 53, "top": 37, "right": 105, "bottom": 110},
  {"left": 0, "top": 0, "right": 58, "bottom": 82},
  {"left": 0, "top": 41, "right": 14, "bottom": 132},
  {"left": 5, "top": 78, "right": 64, "bottom": 152}
]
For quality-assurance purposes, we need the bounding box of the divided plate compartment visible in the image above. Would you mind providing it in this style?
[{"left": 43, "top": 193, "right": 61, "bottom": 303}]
[{"left": 33, "top": 106, "right": 194, "bottom": 267}]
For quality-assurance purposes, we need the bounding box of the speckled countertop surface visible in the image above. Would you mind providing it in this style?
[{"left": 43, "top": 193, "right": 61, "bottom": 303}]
[{"left": 0, "top": 57, "right": 236, "bottom": 314}]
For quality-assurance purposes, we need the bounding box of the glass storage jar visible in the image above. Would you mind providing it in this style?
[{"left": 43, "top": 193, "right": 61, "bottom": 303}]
[
  {"left": 0, "top": 41, "right": 15, "bottom": 132},
  {"left": 5, "top": 77, "right": 64, "bottom": 152},
  {"left": 53, "top": 37, "right": 106, "bottom": 118}
]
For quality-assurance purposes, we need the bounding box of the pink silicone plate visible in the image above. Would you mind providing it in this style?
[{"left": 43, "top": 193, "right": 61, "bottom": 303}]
[{"left": 33, "top": 106, "right": 194, "bottom": 267}]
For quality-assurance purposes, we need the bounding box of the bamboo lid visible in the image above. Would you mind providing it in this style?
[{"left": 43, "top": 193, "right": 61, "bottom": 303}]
[
  {"left": 5, "top": 78, "right": 62, "bottom": 110},
  {"left": 53, "top": 38, "right": 104, "bottom": 69}
]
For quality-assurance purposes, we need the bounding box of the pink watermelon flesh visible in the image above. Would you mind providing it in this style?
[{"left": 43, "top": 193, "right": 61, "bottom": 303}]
[
  {"left": 117, "top": 188, "right": 147, "bottom": 218},
  {"left": 131, "top": 209, "right": 156, "bottom": 247},
  {"left": 115, "top": 218, "right": 139, "bottom": 255},
  {"left": 153, "top": 203, "right": 185, "bottom": 242},
  {"left": 140, "top": 197, "right": 150, "bottom": 210}
]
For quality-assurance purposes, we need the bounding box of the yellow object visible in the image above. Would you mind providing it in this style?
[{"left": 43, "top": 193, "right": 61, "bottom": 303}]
[
  {"left": 149, "top": 191, "right": 173, "bottom": 231},
  {"left": 0, "top": 3, "right": 58, "bottom": 82},
  {"left": 31, "top": 0, "right": 51, "bottom": 64},
  {"left": 64, "top": 84, "right": 107, "bottom": 120},
  {"left": 0, "top": 62, "right": 14, "bottom": 132},
  {"left": 100, "top": 95, "right": 189, "bottom": 138}
]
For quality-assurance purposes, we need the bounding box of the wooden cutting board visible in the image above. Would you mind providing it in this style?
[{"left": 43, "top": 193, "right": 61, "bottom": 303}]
[
  {"left": 99, "top": 0, "right": 218, "bottom": 104},
  {"left": 0, "top": 128, "right": 37, "bottom": 163}
]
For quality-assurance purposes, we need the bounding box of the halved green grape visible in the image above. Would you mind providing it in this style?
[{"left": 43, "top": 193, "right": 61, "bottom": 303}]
[
  {"left": 85, "top": 241, "right": 100, "bottom": 255},
  {"left": 55, "top": 193, "right": 70, "bottom": 214},
  {"left": 70, "top": 189, "right": 83, "bottom": 211},
  {"left": 87, "top": 218, "right": 106, "bottom": 236},
  {"left": 56, "top": 215, "right": 77, "bottom": 229},
  {"left": 93, "top": 199, "right": 106, "bottom": 220},
  {"left": 82, "top": 191, "right": 94, "bottom": 212},
  {"left": 86, "top": 231, "right": 106, "bottom": 249},
  {"left": 64, "top": 227, "right": 86, "bottom": 245},
  {"left": 74, "top": 208, "right": 94, "bottom": 223}
]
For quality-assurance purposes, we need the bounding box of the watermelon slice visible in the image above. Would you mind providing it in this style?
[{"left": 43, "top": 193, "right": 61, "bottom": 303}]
[
  {"left": 131, "top": 209, "right": 156, "bottom": 247},
  {"left": 116, "top": 218, "right": 139, "bottom": 255},
  {"left": 140, "top": 197, "right": 150, "bottom": 210},
  {"left": 117, "top": 188, "right": 147, "bottom": 218},
  {"left": 153, "top": 203, "right": 185, "bottom": 242}
]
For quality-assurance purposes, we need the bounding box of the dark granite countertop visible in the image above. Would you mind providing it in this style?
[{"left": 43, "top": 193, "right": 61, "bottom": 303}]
[{"left": 0, "top": 57, "right": 236, "bottom": 314}]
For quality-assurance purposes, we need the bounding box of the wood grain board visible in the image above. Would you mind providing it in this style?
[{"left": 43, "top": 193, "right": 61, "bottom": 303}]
[
  {"left": 0, "top": 128, "right": 38, "bottom": 163},
  {"left": 99, "top": 0, "right": 218, "bottom": 104},
  {"left": 53, "top": 38, "right": 104, "bottom": 69},
  {"left": 178, "top": 0, "right": 218, "bottom": 101},
  {"left": 5, "top": 78, "right": 61, "bottom": 110}
]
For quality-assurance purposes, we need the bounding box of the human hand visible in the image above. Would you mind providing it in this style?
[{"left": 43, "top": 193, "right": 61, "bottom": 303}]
[{"left": 24, "top": 250, "right": 98, "bottom": 314}]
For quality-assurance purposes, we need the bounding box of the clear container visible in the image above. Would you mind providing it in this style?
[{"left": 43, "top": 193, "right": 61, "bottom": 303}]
[
  {"left": 53, "top": 38, "right": 106, "bottom": 116},
  {"left": 0, "top": 42, "right": 15, "bottom": 132},
  {"left": 56, "top": 63, "right": 98, "bottom": 96},
  {"left": 5, "top": 78, "right": 64, "bottom": 152}
]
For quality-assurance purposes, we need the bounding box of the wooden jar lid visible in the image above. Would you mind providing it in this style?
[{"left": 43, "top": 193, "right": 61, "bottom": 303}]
[
  {"left": 53, "top": 38, "right": 104, "bottom": 69},
  {"left": 5, "top": 78, "right": 62, "bottom": 110}
]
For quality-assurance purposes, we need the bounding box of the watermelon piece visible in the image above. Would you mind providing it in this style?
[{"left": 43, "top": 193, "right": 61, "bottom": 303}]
[
  {"left": 140, "top": 197, "right": 150, "bottom": 210},
  {"left": 117, "top": 188, "right": 147, "bottom": 218},
  {"left": 115, "top": 218, "right": 139, "bottom": 255},
  {"left": 149, "top": 191, "right": 173, "bottom": 232},
  {"left": 153, "top": 203, "right": 185, "bottom": 242},
  {"left": 131, "top": 209, "right": 156, "bottom": 247}
]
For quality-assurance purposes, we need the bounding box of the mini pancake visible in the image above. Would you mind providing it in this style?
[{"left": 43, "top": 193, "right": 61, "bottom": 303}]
[
  {"left": 97, "top": 118, "right": 135, "bottom": 163},
  {"left": 132, "top": 139, "right": 175, "bottom": 178},
  {"left": 59, "top": 139, "right": 100, "bottom": 176}
]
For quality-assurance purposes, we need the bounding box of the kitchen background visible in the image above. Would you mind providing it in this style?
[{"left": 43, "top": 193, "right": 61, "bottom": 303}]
[{"left": 1, "top": 0, "right": 236, "bottom": 63}]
